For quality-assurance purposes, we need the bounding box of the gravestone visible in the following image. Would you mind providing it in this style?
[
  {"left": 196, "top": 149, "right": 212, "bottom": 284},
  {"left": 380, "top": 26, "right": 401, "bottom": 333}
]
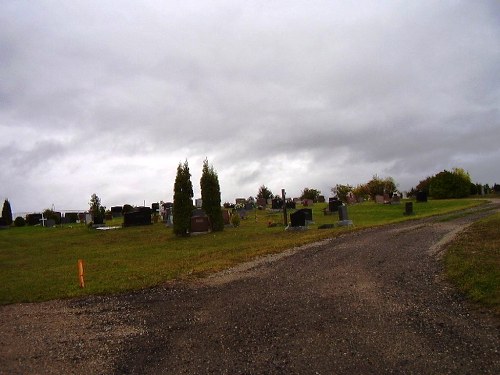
[
  {"left": 285, "top": 200, "right": 296, "bottom": 210},
  {"left": 65, "top": 212, "right": 79, "bottom": 223},
  {"left": 190, "top": 209, "right": 210, "bottom": 233},
  {"left": 195, "top": 199, "right": 203, "bottom": 208},
  {"left": 318, "top": 195, "right": 326, "bottom": 203},
  {"left": 111, "top": 206, "right": 123, "bottom": 217},
  {"left": 416, "top": 191, "right": 428, "bottom": 203},
  {"left": 337, "top": 205, "right": 353, "bottom": 227},
  {"left": 0, "top": 217, "right": 8, "bottom": 228},
  {"left": 151, "top": 203, "right": 160, "bottom": 213},
  {"left": 271, "top": 198, "right": 283, "bottom": 209},
  {"left": 235, "top": 198, "right": 246, "bottom": 205},
  {"left": 290, "top": 210, "right": 307, "bottom": 227},
  {"left": 375, "top": 195, "right": 385, "bottom": 204},
  {"left": 328, "top": 198, "right": 343, "bottom": 213},
  {"left": 123, "top": 207, "right": 152, "bottom": 227},
  {"left": 45, "top": 219, "right": 56, "bottom": 228},
  {"left": 222, "top": 210, "right": 231, "bottom": 225},
  {"left": 26, "top": 213, "right": 42, "bottom": 226},
  {"left": 404, "top": 202, "right": 414, "bottom": 216},
  {"left": 256, "top": 198, "right": 267, "bottom": 208},
  {"left": 391, "top": 194, "right": 401, "bottom": 204}
]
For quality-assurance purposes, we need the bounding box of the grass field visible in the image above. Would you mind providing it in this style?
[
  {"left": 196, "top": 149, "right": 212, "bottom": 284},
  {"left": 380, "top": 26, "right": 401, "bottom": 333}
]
[
  {"left": 0, "top": 199, "right": 489, "bottom": 304},
  {"left": 444, "top": 212, "right": 500, "bottom": 315}
]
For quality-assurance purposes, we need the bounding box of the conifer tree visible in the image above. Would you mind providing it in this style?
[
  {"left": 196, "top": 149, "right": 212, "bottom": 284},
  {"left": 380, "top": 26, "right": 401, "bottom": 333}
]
[
  {"left": 1, "top": 199, "right": 13, "bottom": 225},
  {"left": 173, "top": 160, "right": 194, "bottom": 236},
  {"left": 200, "top": 159, "right": 224, "bottom": 231}
]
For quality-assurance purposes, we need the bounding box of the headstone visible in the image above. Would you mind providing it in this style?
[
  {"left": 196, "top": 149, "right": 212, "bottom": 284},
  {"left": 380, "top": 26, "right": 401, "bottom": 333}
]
[
  {"left": 328, "top": 198, "right": 343, "bottom": 212},
  {"left": 26, "top": 213, "right": 42, "bottom": 226},
  {"left": 123, "top": 207, "right": 152, "bottom": 227},
  {"left": 222, "top": 210, "right": 231, "bottom": 225},
  {"left": 111, "top": 206, "right": 123, "bottom": 217},
  {"left": 0, "top": 217, "right": 8, "bottom": 228},
  {"left": 105, "top": 213, "right": 113, "bottom": 221},
  {"left": 318, "top": 195, "right": 326, "bottom": 203},
  {"left": 375, "top": 195, "right": 385, "bottom": 204},
  {"left": 256, "top": 198, "right": 267, "bottom": 208},
  {"left": 416, "top": 191, "right": 427, "bottom": 203},
  {"left": 195, "top": 198, "right": 203, "bottom": 208},
  {"left": 337, "top": 206, "right": 353, "bottom": 227},
  {"left": 45, "top": 219, "right": 56, "bottom": 227},
  {"left": 404, "top": 202, "right": 414, "bottom": 216},
  {"left": 235, "top": 198, "right": 246, "bottom": 205},
  {"left": 290, "top": 210, "right": 306, "bottom": 227},
  {"left": 244, "top": 203, "right": 254, "bottom": 211},
  {"left": 267, "top": 198, "right": 273, "bottom": 206},
  {"left": 190, "top": 216, "right": 210, "bottom": 233},
  {"left": 64, "top": 212, "right": 79, "bottom": 223},
  {"left": 151, "top": 203, "right": 160, "bottom": 213},
  {"left": 391, "top": 194, "right": 401, "bottom": 204},
  {"left": 271, "top": 198, "right": 283, "bottom": 210},
  {"left": 285, "top": 200, "right": 296, "bottom": 209}
]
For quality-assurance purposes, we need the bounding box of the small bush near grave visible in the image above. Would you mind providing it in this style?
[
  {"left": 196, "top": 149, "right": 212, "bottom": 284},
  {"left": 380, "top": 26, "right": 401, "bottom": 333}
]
[
  {"left": 14, "top": 217, "right": 26, "bottom": 227},
  {"left": 231, "top": 212, "right": 241, "bottom": 227}
]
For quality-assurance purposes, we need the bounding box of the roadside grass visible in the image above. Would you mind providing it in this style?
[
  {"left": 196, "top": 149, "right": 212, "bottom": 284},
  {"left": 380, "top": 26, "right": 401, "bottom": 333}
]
[
  {"left": 444, "top": 212, "right": 500, "bottom": 315},
  {"left": 0, "top": 199, "right": 487, "bottom": 304}
]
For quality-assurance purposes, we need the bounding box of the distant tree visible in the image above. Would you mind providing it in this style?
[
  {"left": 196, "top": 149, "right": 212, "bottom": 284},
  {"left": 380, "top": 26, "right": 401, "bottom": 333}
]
[
  {"left": 1, "top": 199, "right": 12, "bottom": 226},
  {"left": 89, "top": 193, "right": 105, "bottom": 224},
  {"left": 200, "top": 159, "right": 224, "bottom": 232},
  {"left": 415, "top": 176, "right": 433, "bottom": 196},
  {"left": 331, "top": 184, "right": 353, "bottom": 203},
  {"left": 366, "top": 175, "right": 397, "bottom": 199},
  {"left": 352, "top": 184, "right": 370, "bottom": 201},
  {"left": 300, "top": 188, "right": 321, "bottom": 202},
  {"left": 257, "top": 185, "right": 273, "bottom": 200},
  {"left": 173, "top": 160, "right": 194, "bottom": 236},
  {"left": 429, "top": 169, "right": 471, "bottom": 199}
]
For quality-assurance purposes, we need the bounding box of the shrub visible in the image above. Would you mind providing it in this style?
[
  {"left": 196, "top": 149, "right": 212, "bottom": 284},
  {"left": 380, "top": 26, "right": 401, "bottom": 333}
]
[
  {"left": 231, "top": 212, "right": 241, "bottom": 227},
  {"left": 14, "top": 216, "right": 26, "bottom": 227}
]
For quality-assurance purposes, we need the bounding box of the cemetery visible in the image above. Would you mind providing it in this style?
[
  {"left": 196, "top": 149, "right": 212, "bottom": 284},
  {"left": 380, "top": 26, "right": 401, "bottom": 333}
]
[{"left": 0, "top": 196, "right": 489, "bottom": 304}]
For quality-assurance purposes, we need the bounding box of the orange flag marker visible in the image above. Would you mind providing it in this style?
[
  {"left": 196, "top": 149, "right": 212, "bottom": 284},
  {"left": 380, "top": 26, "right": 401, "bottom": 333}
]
[{"left": 78, "top": 259, "right": 85, "bottom": 288}]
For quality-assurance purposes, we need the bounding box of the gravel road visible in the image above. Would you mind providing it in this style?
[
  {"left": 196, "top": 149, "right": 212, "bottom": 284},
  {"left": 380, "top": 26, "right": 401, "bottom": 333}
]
[{"left": 1, "top": 202, "right": 499, "bottom": 374}]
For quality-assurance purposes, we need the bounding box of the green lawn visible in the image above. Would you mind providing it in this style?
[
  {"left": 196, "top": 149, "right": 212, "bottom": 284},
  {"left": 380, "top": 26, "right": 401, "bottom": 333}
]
[
  {"left": 444, "top": 212, "right": 500, "bottom": 315},
  {"left": 0, "top": 199, "right": 488, "bottom": 304}
]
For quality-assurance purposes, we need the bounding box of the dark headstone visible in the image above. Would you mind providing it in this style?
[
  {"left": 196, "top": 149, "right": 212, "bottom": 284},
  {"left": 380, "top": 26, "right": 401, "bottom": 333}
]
[
  {"left": 318, "top": 195, "right": 326, "bottom": 203},
  {"left": 337, "top": 205, "right": 353, "bottom": 227},
  {"left": 290, "top": 210, "right": 306, "bottom": 227},
  {"left": 26, "top": 213, "right": 42, "bottom": 226},
  {"left": 64, "top": 212, "right": 79, "bottom": 223},
  {"left": 151, "top": 203, "right": 160, "bottom": 213},
  {"left": 271, "top": 198, "right": 283, "bottom": 209},
  {"left": 328, "top": 198, "right": 343, "bottom": 213},
  {"left": 45, "top": 219, "right": 56, "bottom": 227},
  {"left": 222, "top": 210, "right": 231, "bottom": 225},
  {"left": 0, "top": 217, "right": 8, "bottom": 227},
  {"left": 190, "top": 216, "right": 210, "bottom": 233},
  {"left": 256, "top": 198, "right": 267, "bottom": 207},
  {"left": 111, "top": 206, "right": 123, "bottom": 217},
  {"left": 285, "top": 200, "right": 296, "bottom": 209},
  {"left": 123, "top": 207, "right": 152, "bottom": 227},
  {"left": 416, "top": 191, "right": 428, "bottom": 203},
  {"left": 404, "top": 202, "right": 414, "bottom": 215}
]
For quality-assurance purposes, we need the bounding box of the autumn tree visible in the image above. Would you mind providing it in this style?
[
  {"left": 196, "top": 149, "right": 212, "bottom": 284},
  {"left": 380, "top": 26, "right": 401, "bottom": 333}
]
[{"left": 300, "top": 187, "right": 321, "bottom": 202}]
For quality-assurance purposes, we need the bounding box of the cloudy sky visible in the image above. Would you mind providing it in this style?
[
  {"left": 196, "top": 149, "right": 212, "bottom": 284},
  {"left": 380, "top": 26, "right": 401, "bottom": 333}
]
[{"left": 1, "top": 0, "right": 499, "bottom": 215}]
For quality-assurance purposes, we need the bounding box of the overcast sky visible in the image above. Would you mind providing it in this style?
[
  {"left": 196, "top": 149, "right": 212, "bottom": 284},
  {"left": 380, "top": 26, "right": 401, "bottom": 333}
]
[{"left": 1, "top": 0, "right": 499, "bottom": 215}]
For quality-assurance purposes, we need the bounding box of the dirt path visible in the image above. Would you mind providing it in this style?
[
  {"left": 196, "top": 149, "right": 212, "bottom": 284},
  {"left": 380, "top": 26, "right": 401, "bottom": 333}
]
[{"left": 1, "top": 202, "right": 499, "bottom": 374}]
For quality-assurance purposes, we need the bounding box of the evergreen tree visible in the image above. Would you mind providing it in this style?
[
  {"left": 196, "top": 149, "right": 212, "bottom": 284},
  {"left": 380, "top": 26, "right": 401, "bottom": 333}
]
[
  {"left": 429, "top": 169, "right": 471, "bottom": 199},
  {"left": 257, "top": 185, "right": 273, "bottom": 200},
  {"left": 173, "top": 160, "right": 194, "bottom": 236},
  {"left": 89, "top": 193, "right": 105, "bottom": 224},
  {"left": 2, "top": 199, "right": 13, "bottom": 225},
  {"left": 200, "top": 159, "right": 224, "bottom": 232}
]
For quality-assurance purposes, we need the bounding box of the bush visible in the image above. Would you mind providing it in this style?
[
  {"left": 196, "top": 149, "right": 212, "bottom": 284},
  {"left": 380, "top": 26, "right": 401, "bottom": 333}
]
[
  {"left": 14, "top": 216, "right": 26, "bottom": 227},
  {"left": 231, "top": 212, "right": 241, "bottom": 227}
]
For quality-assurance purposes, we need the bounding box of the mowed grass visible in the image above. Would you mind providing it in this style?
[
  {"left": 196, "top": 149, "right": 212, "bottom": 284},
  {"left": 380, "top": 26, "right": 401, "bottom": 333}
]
[
  {"left": 444, "top": 212, "right": 500, "bottom": 315},
  {"left": 0, "top": 199, "right": 487, "bottom": 304}
]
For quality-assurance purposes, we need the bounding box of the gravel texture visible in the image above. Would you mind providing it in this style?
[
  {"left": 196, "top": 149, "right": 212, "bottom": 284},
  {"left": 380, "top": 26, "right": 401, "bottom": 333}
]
[{"left": 1, "top": 202, "right": 499, "bottom": 374}]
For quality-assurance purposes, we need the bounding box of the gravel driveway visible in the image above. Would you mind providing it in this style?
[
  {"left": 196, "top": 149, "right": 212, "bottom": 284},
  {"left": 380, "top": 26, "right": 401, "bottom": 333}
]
[{"left": 1, "top": 202, "right": 499, "bottom": 374}]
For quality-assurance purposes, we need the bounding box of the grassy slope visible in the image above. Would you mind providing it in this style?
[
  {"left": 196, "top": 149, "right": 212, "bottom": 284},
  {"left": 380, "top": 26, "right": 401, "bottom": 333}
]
[
  {"left": 0, "top": 199, "right": 488, "bottom": 304},
  {"left": 444, "top": 212, "right": 500, "bottom": 315}
]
